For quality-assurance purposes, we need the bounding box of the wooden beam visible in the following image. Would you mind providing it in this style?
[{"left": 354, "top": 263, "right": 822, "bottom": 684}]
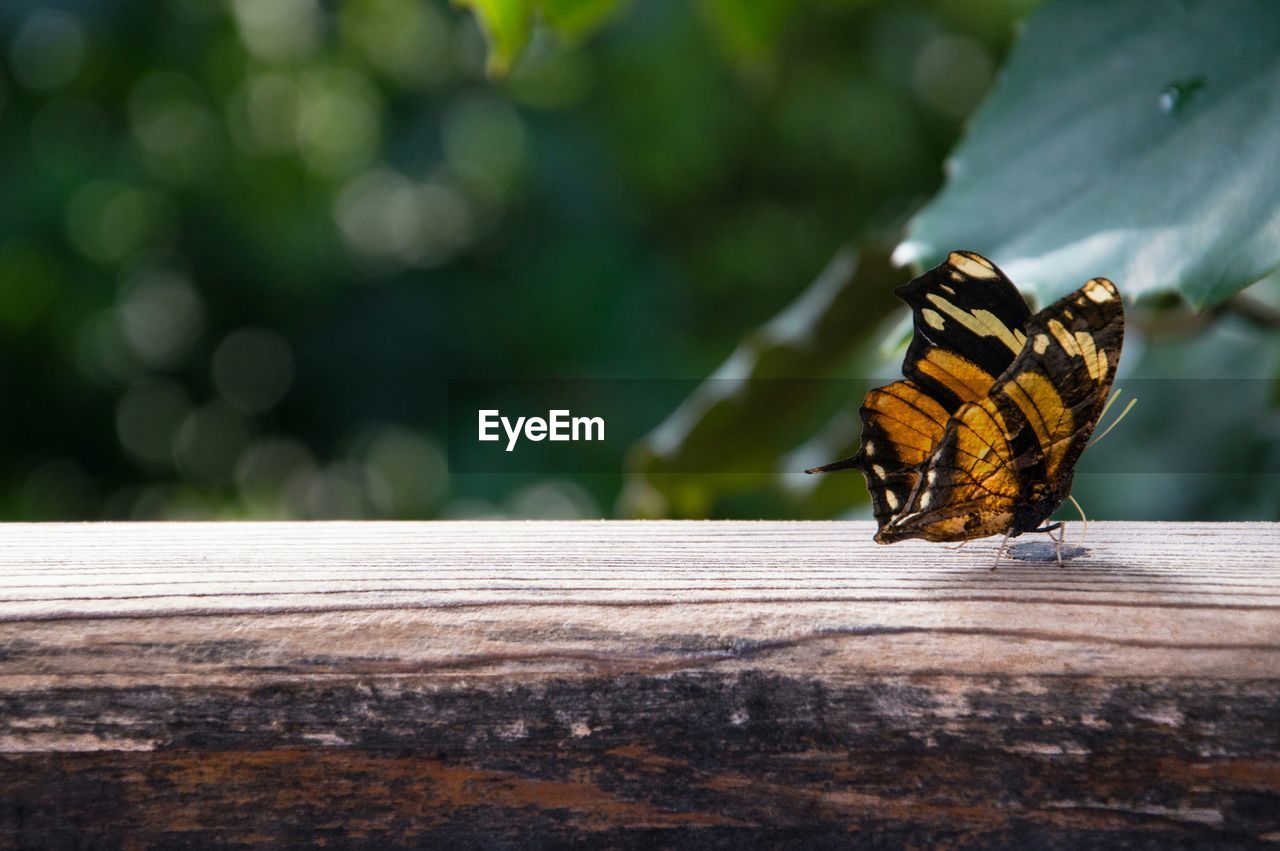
[{"left": 1, "top": 521, "right": 1278, "bottom": 845}]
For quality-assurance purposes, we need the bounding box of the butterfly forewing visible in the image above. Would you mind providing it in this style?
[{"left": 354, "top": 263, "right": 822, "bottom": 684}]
[{"left": 896, "top": 250, "right": 1031, "bottom": 412}]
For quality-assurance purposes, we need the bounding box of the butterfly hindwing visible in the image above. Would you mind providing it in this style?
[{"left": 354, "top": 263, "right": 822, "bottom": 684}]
[
  {"left": 805, "top": 379, "right": 950, "bottom": 525},
  {"left": 876, "top": 396, "right": 1020, "bottom": 543},
  {"left": 854, "top": 380, "right": 950, "bottom": 525}
]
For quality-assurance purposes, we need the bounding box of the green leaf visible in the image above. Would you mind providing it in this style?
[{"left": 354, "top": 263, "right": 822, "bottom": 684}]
[
  {"left": 457, "top": 0, "right": 626, "bottom": 77},
  {"left": 539, "top": 0, "right": 625, "bottom": 41},
  {"left": 456, "top": 0, "right": 532, "bottom": 76},
  {"left": 895, "top": 0, "right": 1280, "bottom": 309}
]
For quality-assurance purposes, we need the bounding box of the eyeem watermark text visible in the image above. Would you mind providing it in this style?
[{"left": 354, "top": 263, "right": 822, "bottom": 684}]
[{"left": 478, "top": 409, "right": 605, "bottom": 452}]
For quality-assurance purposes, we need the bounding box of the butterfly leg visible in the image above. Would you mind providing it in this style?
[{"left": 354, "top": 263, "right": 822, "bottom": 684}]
[
  {"left": 989, "top": 529, "right": 1014, "bottom": 571},
  {"left": 945, "top": 540, "right": 970, "bottom": 551},
  {"left": 1031, "top": 522, "right": 1065, "bottom": 566},
  {"left": 1052, "top": 524, "right": 1066, "bottom": 566}
]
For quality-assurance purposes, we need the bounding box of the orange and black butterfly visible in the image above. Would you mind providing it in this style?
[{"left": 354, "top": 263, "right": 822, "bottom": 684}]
[{"left": 807, "top": 251, "right": 1124, "bottom": 555}]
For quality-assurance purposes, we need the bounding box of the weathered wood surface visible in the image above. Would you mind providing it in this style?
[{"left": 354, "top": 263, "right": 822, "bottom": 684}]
[{"left": 1, "top": 520, "right": 1278, "bottom": 848}]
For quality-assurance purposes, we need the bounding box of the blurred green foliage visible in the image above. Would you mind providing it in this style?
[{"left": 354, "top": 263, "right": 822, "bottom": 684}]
[
  {"left": 458, "top": 0, "right": 625, "bottom": 76},
  {"left": 0, "top": 0, "right": 1274, "bottom": 523}
]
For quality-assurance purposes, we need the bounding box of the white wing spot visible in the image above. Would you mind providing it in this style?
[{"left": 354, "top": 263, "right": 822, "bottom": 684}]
[
  {"left": 872, "top": 464, "right": 886, "bottom": 478},
  {"left": 1084, "top": 279, "right": 1115, "bottom": 303},
  {"left": 919, "top": 491, "right": 932, "bottom": 509},
  {"left": 948, "top": 252, "right": 998, "bottom": 279},
  {"left": 1049, "top": 319, "right": 1082, "bottom": 357},
  {"left": 927, "top": 294, "right": 1025, "bottom": 355},
  {"left": 885, "top": 491, "right": 899, "bottom": 510},
  {"left": 1074, "top": 330, "right": 1102, "bottom": 380},
  {"left": 864, "top": 440, "right": 875, "bottom": 455},
  {"left": 922, "top": 308, "right": 946, "bottom": 330},
  {"left": 1033, "top": 334, "right": 1050, "bottom": 354}
]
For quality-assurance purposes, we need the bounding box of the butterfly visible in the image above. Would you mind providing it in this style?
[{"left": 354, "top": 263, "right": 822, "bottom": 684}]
[{"left": 807, "top": 250, "right": 1124, "bottom": 559}]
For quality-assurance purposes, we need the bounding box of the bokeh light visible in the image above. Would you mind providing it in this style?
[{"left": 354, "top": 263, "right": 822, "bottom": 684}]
[
  {"left": 295, "top": 69, "right": 383, "bottom": 177},
  {"left": 354, "top": 425, "right": 448, "bottom": 517},
  {"left": 64, "top": 181, "right": 177, "bottom": 265},
  {"left": 21, "top": 459, "right": 97, "bottom": 520},
  {"left": 235, "top": 438, "right": 316, "bottom": 517},
  {"left": 116, "top": 378, "right": 192, "bottom": 467},
  {"left": 333, "top": 168, "right": 474, "bottom": 267},
  {"left": 441, "top": 93, "right": 527, "bottom": 197},
  {"left": 129, "top": 72, "right": 223, "bottom": 183},
  {"left": 118, "top": 271, "right": 204, "bottom": 370},
  {"left": 173, "top": 401, "right": 252, "bottom": 485},
  {"left": 9, "top": 10, "right": 86, "bottom": 91},
  {"left": 506, "top": 480, "right": 601, "bottom": 519},
  {"left": 228, "top": 72, "right": 300, "bottom": 156},
  {"left": 75, "top": 308, "right": 141, "bottom": 385},
  {"left": 231, "top": 0, "right": 322, "bottom": 63},
  {"left": 212, "top": 327, "right": 294, "bottom": 413},
  {"left": 339, "top": 0, "right": 452, "bottom": 90},
  {"left": 286, "top": 463, "right": 366, "bottom": 519}
]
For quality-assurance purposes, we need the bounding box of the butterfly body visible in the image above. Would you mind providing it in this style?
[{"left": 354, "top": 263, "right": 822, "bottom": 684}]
[{"left": 809, "top": 251, "right": 1124, "bottom": 546}]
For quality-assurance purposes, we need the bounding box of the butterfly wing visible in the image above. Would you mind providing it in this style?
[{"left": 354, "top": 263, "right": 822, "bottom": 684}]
[
  {"left": 896, "top": 250, "right": 1031, "bottom": 411},
  {"left": 807, "top": 251, "right": 1030, "bottom": 529},
  {"left": 880, "top": 277, "right": 1125, "bottom": 543},
  {"left": 875, "top": 396, "right": 1020, "bottom": 543},
  {"left": 811, "top": 380, "right": 951, "bottom": 526},
  {"left": 993, "top": 276, "right": 1125, "bottom": 532}
]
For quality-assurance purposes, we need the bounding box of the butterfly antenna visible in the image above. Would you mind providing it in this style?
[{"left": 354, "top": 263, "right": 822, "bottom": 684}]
[
  {"left": 804, "top": 456, "right": 860, "bottom": 474},
  {"left": 1068, "top": 493, "right": 1088, "bottom": 547},
  {"left": 1088, "top": 395, "right": 1138, "bottom": 448},
  {"left": 1096, "top": 388, "right": 1122, "bottom": 423}
]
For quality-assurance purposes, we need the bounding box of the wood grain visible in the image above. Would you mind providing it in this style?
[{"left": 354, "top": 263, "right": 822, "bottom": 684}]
[{"left": 1, "top": 520, "right": 1278, "bottom": 848}]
